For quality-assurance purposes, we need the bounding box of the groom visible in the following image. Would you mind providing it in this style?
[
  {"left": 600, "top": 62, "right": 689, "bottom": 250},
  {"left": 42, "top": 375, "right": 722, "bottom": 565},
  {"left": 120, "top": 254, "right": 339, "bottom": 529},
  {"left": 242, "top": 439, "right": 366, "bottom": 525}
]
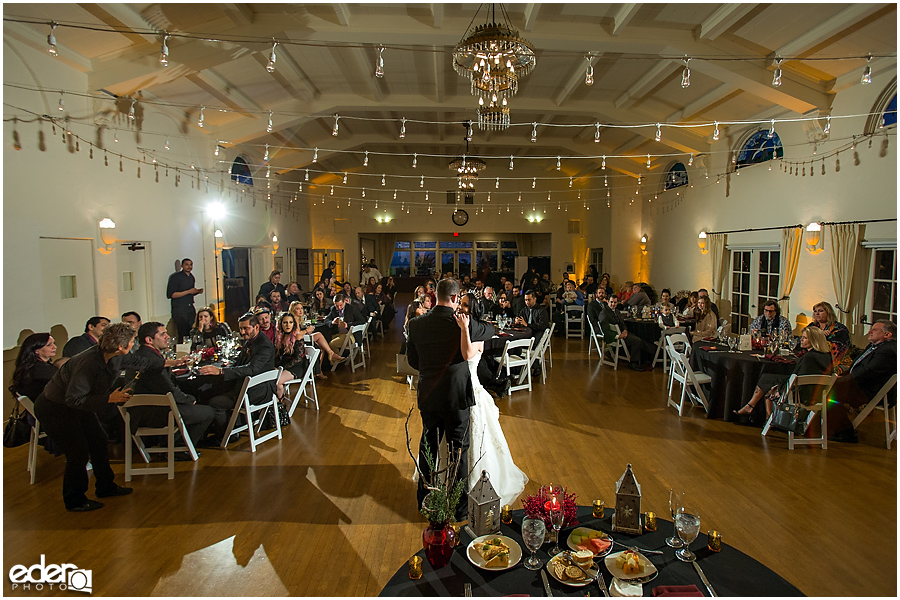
[{"left": 407, "top": 278, "right": 494, "bottom": 521}]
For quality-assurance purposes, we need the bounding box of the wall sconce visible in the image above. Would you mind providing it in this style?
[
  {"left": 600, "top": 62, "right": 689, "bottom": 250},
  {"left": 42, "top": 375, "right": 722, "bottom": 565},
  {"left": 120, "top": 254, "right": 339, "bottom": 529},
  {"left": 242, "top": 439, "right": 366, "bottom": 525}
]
[
  {"left": 271, "top": 234, "right": 279, "bottom": 255},
  {"left": 214, "top": 229, "right": 224, "bottom": 256},
  {"left": 376, "top": 215, "right": 393, "bottom": 223},
  {"left": 527, "top": 214, "right": 543, "bottom": 223},
  {"left": 98, "top": 217, "right": 116, "bottom": 254},
  {"left": 805, "top": 222, "right": 823, "bottom": 254},
  {"left": 640, "top": 234, "right": 648, "bottom": 255},
  {"left": 698, "top": 231, "right": 708, "bottom": 254}
]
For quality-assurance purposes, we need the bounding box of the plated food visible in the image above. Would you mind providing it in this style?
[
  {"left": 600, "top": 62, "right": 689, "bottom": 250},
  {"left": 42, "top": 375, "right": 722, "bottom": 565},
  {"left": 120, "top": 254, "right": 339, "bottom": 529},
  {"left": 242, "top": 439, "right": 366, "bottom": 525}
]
[
  {"left": 604, "top": 550, "right": 659, "bottom": 582},
  {"left": 466, "top": 535, "right": 522, "bottom": 571},
  {"left": 567, "top": 527, "right": 613, "bottom": 557},
  {"left": 546, "top": 553, "right": 598, "bottom": 587}
]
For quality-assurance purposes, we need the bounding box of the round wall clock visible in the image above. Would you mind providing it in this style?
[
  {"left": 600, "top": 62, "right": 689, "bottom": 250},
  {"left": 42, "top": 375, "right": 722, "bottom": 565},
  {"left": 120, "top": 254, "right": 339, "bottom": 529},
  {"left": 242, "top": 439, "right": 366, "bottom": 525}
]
[{"left": 452, "top": 209, "right": 469, "bottom": 226}]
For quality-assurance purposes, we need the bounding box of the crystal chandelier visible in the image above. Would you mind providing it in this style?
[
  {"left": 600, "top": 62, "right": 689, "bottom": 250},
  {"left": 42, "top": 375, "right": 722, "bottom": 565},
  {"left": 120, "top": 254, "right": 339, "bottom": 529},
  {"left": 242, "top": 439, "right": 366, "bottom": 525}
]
[
  {"left": 453, "top": 4, "right": 536, "bottom": 131},
  {"left": 449, "top": 122, "right": 486, "bottom": 189}
]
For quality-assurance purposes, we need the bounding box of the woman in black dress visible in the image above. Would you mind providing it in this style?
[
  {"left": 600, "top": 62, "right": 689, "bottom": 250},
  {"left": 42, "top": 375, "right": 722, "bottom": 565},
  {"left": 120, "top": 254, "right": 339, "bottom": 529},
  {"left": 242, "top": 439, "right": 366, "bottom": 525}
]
[
  {"left": 274, "top": 313, "right": 311, "bottom": 399},
  {"left": 10, "top": 333, "right": 59, "bottom": 403},
  {"left": 311, "top": 288, "right": 333, "bottom": 317},
  {"left": 383, "top": 275, "right": 398, "bottom": 303},
  {"left": 189, "top": 308, "right": 228, "bottom": 350}
]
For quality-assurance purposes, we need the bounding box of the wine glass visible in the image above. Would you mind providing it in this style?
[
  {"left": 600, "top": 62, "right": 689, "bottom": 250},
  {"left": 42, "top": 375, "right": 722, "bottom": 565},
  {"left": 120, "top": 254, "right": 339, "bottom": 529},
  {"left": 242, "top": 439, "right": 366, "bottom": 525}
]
[
  {"left": 675, "top": 506, "right": 701, "bottom": 562},
  {"left": 522, "top": 516, "right": 547, "bottom": 570},
  {"left": 548, "top": 499, "right": 565, "bottom": 556},
  {"left": 666, "top": 489, "right": 685, "bottom": 548}
]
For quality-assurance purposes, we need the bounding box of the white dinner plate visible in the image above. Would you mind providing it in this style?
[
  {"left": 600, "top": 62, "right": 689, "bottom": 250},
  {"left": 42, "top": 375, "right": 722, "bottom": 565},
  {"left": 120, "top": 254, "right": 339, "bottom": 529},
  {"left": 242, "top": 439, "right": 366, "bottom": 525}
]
[
  {"left": 604, "top": 550, "right": 659, "bottom": 583},
  {"left": 566, "top": 527, "right": 614, "bottom": 558},
  {"left": 545, "top": 553, "right": 599, "bottom": 587},
  {"left": 466, "top": 535, "right": 522, "bottom": 571}
]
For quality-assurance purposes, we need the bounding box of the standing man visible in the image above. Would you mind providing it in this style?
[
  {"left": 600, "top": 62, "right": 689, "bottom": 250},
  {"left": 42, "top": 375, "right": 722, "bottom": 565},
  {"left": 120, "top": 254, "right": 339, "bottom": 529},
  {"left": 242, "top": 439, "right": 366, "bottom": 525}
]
[
  {"left": 407, "top": 279, "right": 494, "bottom": 521},
  {"left": 321, "top": 260, "right": 337, "bottom": 283},
  {"left": 167, "top": 258, "right": 203, "bottom": 343}
]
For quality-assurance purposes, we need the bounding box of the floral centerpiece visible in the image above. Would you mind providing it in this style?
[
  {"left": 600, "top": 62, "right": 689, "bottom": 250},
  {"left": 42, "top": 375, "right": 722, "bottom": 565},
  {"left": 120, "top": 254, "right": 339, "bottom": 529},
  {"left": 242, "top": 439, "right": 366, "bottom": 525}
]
[{"left": 521, "top": 484, "right": 578, "bottom": 537}]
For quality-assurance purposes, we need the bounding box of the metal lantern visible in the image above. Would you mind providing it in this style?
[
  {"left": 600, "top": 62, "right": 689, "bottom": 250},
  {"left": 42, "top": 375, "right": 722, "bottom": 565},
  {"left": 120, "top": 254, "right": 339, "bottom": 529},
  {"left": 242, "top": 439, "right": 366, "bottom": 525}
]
[
  {"left": 468, "top": 470, "right": 501, "bottom": 536},
  {"left": 612, "top": 463, "right": 642, "bottom": 535}
]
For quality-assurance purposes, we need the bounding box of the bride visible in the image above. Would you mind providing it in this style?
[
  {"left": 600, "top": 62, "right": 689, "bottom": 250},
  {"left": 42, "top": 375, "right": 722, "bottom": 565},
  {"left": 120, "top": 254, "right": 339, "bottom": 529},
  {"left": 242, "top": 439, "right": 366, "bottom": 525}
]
[{"left": 455, "top": 292, "right": 528, "bottom": 507}]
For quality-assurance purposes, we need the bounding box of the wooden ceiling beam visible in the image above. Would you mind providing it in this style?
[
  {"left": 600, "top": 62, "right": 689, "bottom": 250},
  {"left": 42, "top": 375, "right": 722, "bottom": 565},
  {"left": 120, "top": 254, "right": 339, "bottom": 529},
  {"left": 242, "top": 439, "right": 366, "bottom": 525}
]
[{"left": 695, "top": 4, "right": 757, "bottom": 41}]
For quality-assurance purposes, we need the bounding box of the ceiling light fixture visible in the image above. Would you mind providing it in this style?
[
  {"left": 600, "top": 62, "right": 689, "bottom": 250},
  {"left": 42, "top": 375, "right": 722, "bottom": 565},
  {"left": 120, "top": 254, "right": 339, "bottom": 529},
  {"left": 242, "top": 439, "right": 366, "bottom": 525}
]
[
  {"left": 399, "top": 117, "right": 406, "bottom": 139},
  {"left": 160, "top": 33, "right": 169, "bottom": 66},
  {"left": 266, "top": 41, "right": 277, "bottom": 73},
  {"left": 584, "top": 55, "right": 594, "bottom": 86},
  {"left": 772, "top": 56, "right": 783, "bottom": 87},
  {"left": 681, "top": 56, "right": 691, "bottom": 88},
  {"left": 267, "top": 111, "right": 273, "bottom": 133},
  {"left": 332, "top": 114, "right": 340, "bottom": 136},
  {"left": 197, "top": 105, "right": 204, "bottom": 127},
  {"left": 861, "top": 54, "right": 872, "bottom": 84},
  {"left": 375, "top": 45, "right": 385, "bottom": 78},
  {"left": 449, "top": 121, "right": 486, "bottom": 190},
  {"left": 47, "top": 22, "right": 59, "bottom": 56}
]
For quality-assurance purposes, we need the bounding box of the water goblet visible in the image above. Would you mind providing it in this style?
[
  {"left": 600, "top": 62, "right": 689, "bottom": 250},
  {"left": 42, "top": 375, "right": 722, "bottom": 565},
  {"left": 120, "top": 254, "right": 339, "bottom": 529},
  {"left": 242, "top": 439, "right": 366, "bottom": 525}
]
[
  {"left": 548, "top": 500, "right": 565, "bottom": 556},
  {"left": 675, "top": 506, "right": 701, "bottom": 562},
  {"left": 666, "top": 489, "right": 685, "bottom": 548},
  {"left": 522, "top": 516, "right": 547, "bottom": 570}
]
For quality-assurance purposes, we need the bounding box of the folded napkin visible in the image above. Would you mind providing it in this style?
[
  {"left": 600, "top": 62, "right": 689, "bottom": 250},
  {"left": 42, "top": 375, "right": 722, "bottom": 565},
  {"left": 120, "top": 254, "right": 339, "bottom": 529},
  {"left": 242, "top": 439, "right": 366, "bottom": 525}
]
[
  {"left": 764, "top": 354, "right": 796, "bottom": 363},
  {"left": 610, "top": 578, "right": 643, "bottom": 597},
  {"left": 651, "top": 585, "right": 703, "bottom": 597}
]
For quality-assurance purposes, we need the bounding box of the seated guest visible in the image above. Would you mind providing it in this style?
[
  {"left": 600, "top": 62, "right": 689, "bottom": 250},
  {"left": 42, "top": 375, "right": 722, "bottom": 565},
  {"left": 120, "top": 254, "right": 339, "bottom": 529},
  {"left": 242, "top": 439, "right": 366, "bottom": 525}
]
[
  {"left": 121, "top": 311, "right": 142, "bottom": 332},
  {"left": 321, "top": 293, "right": 367, "bottom": 352},
  {"left": 364, "top": 276, "right": 379, "bottom": 294},
  {"left": 697, "top": 288, "right": 720, "bottom": 320},
  {"left": 553, "top": 280, "right": 584, "bottom": 335},
  {"left": 493, "top": 293, "right": 515, "bottom": 319},
  {"left": 585, "top": 288, "right": 608, "bottom": 335},
  {"left": 539, "top": 273, "right": 553, "bottom": 295},
  {"left": 510, "top": 285, "right": 526, "bottom": 314},
  {"left": 132, "top": 322, "right": 215, "bottom": 450},
  {"left": 383, "top": 276, "right": 398, "bottom": 302},
  {"left": 595, "top": 295, "right": 651, "bottom": 371},
  {"left": 691, "top": 296, "right": 719, "bottom": 342},
  {"left": 626, "top": 283, "right": 651, "bottom": 308},
  {"left": 827, "top": 320, "right": 897, "bottom": 443},
  {"left": 599, "top": 273, "right": 613, "bottom": 297},
  {"left": 515, "top": 290, "right": 549, "bottom": 339},
  {"left": 658, "top": 303, "right": 678, "bottom": 330},
  {"left": 287, "top": 303, "right": 344, "bottom": 377},
  {"left": 481, "top": 286, "right": 497, "bottom": 315},
  {"left": 35, "top": 323, "right": 152, "bottom": 511},
  {"left": 425, "top": 280, "right": 437, "bottom": 307},
  {"left": 256, "top": 307, "right": 276, "bottom": 344},
  {"left": 750, "top": 300, "right": 792, "bottom": 339},
  {"left": 421, "top": 293, "right": 434, "bottom": 311},
  {"left": 284, "top": 282, "right": 302, "bottom": 304},
  {"left": 555, "top": 273, "right": 571, "bottom": 297},
  {"left": 473, "top": 279, "right": 485, "bottom": 297},
  {"left": 269, "top": 289, "right": 286, "bottom": 314},
  {"left": 526, "top": 275, "right": 544, "bottom": 298},
  {"left": 373, "top": 283, "right": 395, "bottom": 327},
  {"left": 354, "top": 286, "right": 380, "bottom": 316},
  {"left": 341, "top": 281, "right": 354, "bottom": 300},
  {"left": 189, "top": 308, "right": 228, "bottom": 350},
  {"left": 198, "top": 312, "right": 276, "bottom": 444},
  {"left": 63, "top": 316, "right": 110, "bottom": 357},
  {"left": 10, "top": 333, "right": 62, "bottom": 454},
  {"left": 580, "top": 275, "right": 598, "bottom": 296},
  {"left": 682, "top": 292, "right": 699, "bottom": 317},
  {"left": 311, "top": 288, "right": 333, "bottom": 317},
  {"left": 274, "top": 313, "right": 312, "bottom": 398},
  {"left": 734, "top": 325, "right": 833, "bottom": 421},
  {"left": 656, "top": 288, "right": 672, "bottom": 307},
  {"left": 254, "top": 296, "right": 271, "bottom": 311},
  {"left": 809, "top": 301, "right": 852, "bottom": 375},
  {"left": 257, "top": 270, "right": 286, "bottom": 302},
  {"left": 619, "top": 281, "right": 634, "bottom": 303}
]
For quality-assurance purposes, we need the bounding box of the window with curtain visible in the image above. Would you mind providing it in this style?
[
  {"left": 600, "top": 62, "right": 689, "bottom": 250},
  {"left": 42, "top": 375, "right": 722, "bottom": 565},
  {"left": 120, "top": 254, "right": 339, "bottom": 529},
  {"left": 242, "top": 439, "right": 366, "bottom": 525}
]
[
  {"left": 869, "top": 248, "right": 897, "bottom": 323},
  {"left": 730, "top": 249, "right": 780, "bottom": 334}
]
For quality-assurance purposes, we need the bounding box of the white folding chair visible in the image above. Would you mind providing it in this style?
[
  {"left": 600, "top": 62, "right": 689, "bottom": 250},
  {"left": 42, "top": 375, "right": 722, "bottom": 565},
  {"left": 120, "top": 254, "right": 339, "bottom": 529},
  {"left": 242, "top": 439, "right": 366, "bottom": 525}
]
[
  {"left": 16, "top": 395, "right": 47, "bottom": 485},
  {"left": 587, "top": 319, "right": 604, "bottom": 358},
  {"left": 284, "top": 346, "right": 321, "bottom": 415},
  {"left": 221, "top": 368, "right": 283, "bottom": 452},
  {"left": 565, "top": 305, "right": 585, "bottom": 339},
  {"left": 667, "top": 350, "right": 711, "bottom": 416},
  {"left": 851, "top": 374, "right": 898, "bottom": 449},
  {"left": 396, "top": 352, "right": 419, "bottom": 389},
  {"left": 600, "top": 324, "right": 632, "bottom": 370},
  {"left": 118, "top": 393, "right": 199, "bottom": 481},
  {"left": 362, "top": 315, "right": 375, "bottom": 358},
  {"left": 493, "top": 337, "right": 534, "bottom": 393},
  {"left": 372, "top": 305, "right": 385, "bottom": 338},
  {"left": 665, "top": 333, "right": 692, "bottom": 395},
  {"left": 761, "top": 373, "right": 836, "bottom": 449},
  {"left": 331, "top": 324, "right": 367, "bottom": 372},
  {"left": 532, "top": 324, "right": 555, "bottom": 383},
  {"left": 652, "top": 326, "right": 686, "bottom": 372}
]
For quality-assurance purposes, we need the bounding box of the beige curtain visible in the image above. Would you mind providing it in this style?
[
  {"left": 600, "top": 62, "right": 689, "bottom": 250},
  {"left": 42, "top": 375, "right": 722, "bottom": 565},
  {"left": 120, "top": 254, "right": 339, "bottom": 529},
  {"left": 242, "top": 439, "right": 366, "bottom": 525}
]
[
  {"left": 374, "top": 233, "right": 397, "bottom": 275},
  {"left": 828, "top": 223, "right": 860, "bottom": 320},
  {"left": 708, "top": 233, "right": 728, "bottom": 303},
  {"left": 514, "top": 233, "right": 531, "bottom": 258},
  {"left": 778, "top": 227, "right": 803, "bottom": 321}
]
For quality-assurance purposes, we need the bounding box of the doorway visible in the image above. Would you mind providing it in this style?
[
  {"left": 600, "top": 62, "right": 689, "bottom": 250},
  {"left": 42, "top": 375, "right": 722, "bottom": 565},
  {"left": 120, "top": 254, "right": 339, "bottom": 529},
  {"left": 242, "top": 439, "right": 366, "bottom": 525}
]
[
  {"left": 312, "top": 249, "right": 344, "bottom": 283},
  {"left": 222, "top": 247, "right": 250, "bottom": 328}
]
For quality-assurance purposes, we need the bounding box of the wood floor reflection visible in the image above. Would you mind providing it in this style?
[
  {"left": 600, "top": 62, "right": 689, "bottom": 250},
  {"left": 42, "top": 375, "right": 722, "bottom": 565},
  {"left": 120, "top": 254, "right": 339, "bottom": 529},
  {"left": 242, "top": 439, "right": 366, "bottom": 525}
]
[{"left": 3, "top": 310, "right": 896, "bottom": 596}]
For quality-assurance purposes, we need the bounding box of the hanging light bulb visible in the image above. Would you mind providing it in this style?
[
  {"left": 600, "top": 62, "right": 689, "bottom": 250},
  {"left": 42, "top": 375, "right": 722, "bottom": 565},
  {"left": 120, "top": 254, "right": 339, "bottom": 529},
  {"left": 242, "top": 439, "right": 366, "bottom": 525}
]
[
  {"left": 342, "top": 172, "right": 348, "bottom": 184},
  {"left": 47, "top": 22, "right": 58, "bottom": 56},
  {"left": 531, "top": 122, "right": 537, "bottom": 143},
  {"left": 681, "top": 56, "right": 691, "bottom": 88},
  {"left": 313, "top": 147, "right": 318, "bottom": 162},
  {"left": 330, "top": 185, "right": 334, "bottom": 195},
  {"left": 713, "top": 121, "right": 719, "bottom": 141},
  {"left": 532, "top": 177, "right": 536, "bottom": 188},
  {"left": 164, "top": 138, "right": 169, "bottom": 150},
  {"left": 264, "top": 144, "right": 269, "bottom": 161},
  {"left": 304, "top": 169, "right": 309, "bottom": 181},
  {"left": 604, "top": 175, "right": 608, "bottom": 187},
  {"left": 197, "top": 106, "right": 204, "bottom": 128},
  {"left": 466, "top": 122, "right": 473, "bottom": 141},
  {"left": 584, "top": 55, "right": 594, "bottom": 85},
  {"left": 129, "top": 98, "right": 137, "bottom": 121},
  {"left": 594, "top": 123, "right": 601, "bottom": 143},
  {"left": 518, "top": 192, "right": 522, "bottom": 202},
  {"left": 412, "top": 153, "right": 417, "bottom": 168},
  {"left": 214, "top": 144, "right": 219, "bottom": 156},
  {"left": 556, "top": 156, "right": 561, "bottom": 170},
  {"left": 494, "top": 177, "right": 499, "bottom": 189},
  {"left": 381, "top": 174, "right": 386, "bottom": 186},
  {"left": 266, "top": 41, "right": 277, "bottom": 73},
  {"left": 768, "top": 119, "right": 776, "bottom": 139},
  {"left": 266, "top": 165, "right": 271, "bottom": 178},
  {"left": 160, "top": 33, "right": 169, "bottom": 66},
  {"left": 688, "top": 154, "right": 694, "bottom": 166},
  {"left": 57, "top": 92, "right": 65, "bottom": 112},
  {"left": 509, "top": 155, "right": 514, "bottom": 170},
  {"left": 399, "top": 117, "right": 406, "bottom": 139},
  {"left": 362, "top": 188, "right": 366, "bottom": 197},
  {"left": 298, "top": 182, "right": 303, "bottom": 192},
  {"left": 375, "top": 45, "right": 385, "bottom": 78},
  {"left": 646, "top": 154, "right": 651, "bottom": 168},
  {"left": 861, "top": 54, "right": 872, "bottom": 85},
  {"left": 114, "top": 130, "right": 118, "bottom": 143},
  {"left": 823, "top": 115, "right": 831, "bottom": 134},
  {"left": 655, "top": 123, "right": 661, "bottom": 142},
  {"left": 487, "top": 192, "right": 491, "bottom": 202},
  {"left": 425, "top": 191, "right": 429, "bottom": 201},
  {"left": 363, "top": 151, "right": 369, "bottom": 167},
  {"left": 265, "top": 110, "right": 273, "bottom": 133},
  {"left": 772, "top": 56, "right": 783, "bottom": 87},
  {"left": 569, "top": 177, "right": 573, "bottom": 187},
  {"left": 601, "top": 155, "right": 606, "bottom": 169},
  {"left": 420, "top": 175, "right": 424, "bottom": 188}
]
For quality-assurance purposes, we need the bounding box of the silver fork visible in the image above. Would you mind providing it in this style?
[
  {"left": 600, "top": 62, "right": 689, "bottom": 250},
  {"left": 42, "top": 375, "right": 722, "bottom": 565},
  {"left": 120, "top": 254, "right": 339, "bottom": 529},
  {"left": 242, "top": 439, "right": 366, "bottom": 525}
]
[
  {"left": 611, "top": 540, "right": 664, "bottom": 555},
  {"left": 464, "top": 583, "right": 472, "bottom": 597}
]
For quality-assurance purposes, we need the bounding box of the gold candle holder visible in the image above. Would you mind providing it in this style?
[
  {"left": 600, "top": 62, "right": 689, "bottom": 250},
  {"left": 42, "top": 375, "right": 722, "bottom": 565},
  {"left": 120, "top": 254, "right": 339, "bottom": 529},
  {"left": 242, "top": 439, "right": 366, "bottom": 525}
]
[
  {"left": 451, "top": 523, "right": 461, "bottom": 546},
  {"left": 408, "top": 555, "right": 423, "bottom": 579},
  {"left": 501, "top": 504, "right": 512, "bottom": 524},
  {"left": 707, "top": 530, "right": 722, "bottom": 552},
  {"left": 644, "top": 511, "right": 657, "bottom": 532},
  {"left": 593, "top": 500, "right": 605, "bottom": 519}
]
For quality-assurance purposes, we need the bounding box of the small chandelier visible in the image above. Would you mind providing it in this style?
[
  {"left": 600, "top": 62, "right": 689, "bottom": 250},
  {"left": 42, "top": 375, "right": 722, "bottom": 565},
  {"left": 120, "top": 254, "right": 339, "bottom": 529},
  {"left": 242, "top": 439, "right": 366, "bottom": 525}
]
[
  {"left": 449, "top": 122, "right": 486, "bottom": 190},
  {"left": 453, "top": 4, "right": 536, "bottom": 130}
]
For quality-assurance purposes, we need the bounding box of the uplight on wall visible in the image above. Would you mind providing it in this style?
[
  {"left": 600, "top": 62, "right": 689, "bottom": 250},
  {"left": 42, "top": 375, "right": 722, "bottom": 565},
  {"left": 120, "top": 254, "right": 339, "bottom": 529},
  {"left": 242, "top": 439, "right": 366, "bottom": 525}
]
[
  {"left": 698, "top": 231, "right": 708, "bottom": 254},
  {"left": 376, "top": 214, "right": 393, "bottom": 223},
  {"left": 527, "top": 214, "right": 543, "bottom": 223},
  {"left": 805, "top": 222, "right": 823, "bottom": 254},
  {"left": 98, "top": 218, "right": 116, "bottom": 254},
  {"left": 271, "top": 234, "right": 279, "bottom": 255},
  {"left": 640, "top": 234, "right": 648, "bottom": 255}
]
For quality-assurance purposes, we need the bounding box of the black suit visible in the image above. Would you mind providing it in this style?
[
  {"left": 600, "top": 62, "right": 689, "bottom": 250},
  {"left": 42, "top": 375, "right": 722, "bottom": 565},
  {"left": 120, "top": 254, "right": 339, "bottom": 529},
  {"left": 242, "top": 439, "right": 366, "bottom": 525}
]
[
  {"left": 586, "top": 299, "right": 607, "bottom": 334},
  {"left": 407, "top": 305, "right": 493, "bottom": 520},
  {"left": 596, "top": 303, "right": 648, "bottom": 365},
  {"left": 204, "top": 332, "right": 276, "bottom": 441},
  {"left": 829, "top": 339, "right": 897, "bottom": 432},
  {"left": 517, "top": 304, "right": 548, "bottom": 338},
  {"left": 62, "top": 333, "right": 97, "bottom": 358},
  {"left": 131, "top": 345, "right": 215, "bottom": 445},
  {"left": 323, "top": 302, "right": 367, "bottom": 346}
]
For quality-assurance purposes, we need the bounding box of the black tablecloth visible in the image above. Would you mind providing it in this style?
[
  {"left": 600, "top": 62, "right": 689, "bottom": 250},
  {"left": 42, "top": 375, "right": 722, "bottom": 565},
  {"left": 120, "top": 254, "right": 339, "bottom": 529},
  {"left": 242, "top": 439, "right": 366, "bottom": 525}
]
[
  {"left": 690, "top": 344, "right": 795, "bottom": 421},
  {"left": 484, "top": 327, "right": 533, "bottom": 352},
  {"left": 624, "top": 318, "right": 662, "bottom": 343},
  {"left": 380, "top": 506, "right": 802, "bottom": 597}
]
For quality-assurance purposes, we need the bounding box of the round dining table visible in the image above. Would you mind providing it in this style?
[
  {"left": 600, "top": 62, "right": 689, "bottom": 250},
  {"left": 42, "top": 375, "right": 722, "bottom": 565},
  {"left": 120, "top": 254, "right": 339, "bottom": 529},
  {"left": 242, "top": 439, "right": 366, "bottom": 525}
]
[
  {"left": 483, "top": 326, "right": 533, "bottom": 352},
  {"left": 379, "top": 506, "right": 802, "bottom": 597},
  {"left": 690, "top": 343, "right": 796, "bottom": 421}
]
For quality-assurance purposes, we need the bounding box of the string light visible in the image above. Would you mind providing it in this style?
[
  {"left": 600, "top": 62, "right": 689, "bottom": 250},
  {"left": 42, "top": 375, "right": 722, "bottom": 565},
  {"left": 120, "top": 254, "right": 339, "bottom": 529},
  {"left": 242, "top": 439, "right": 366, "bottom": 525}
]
[
  {"left": 768, "top": 119, "right": 776, "bottom": 139},
  {"left": 466, "top": 122, "right": 473, "bottom": 141},
  {"left": 57, "top": 92, "right": 64, "bottom": 112},
  {"left": 47, "top": 22, "right": 58, "bottom": 56},
  {"left": 129, "top": 98, "right": 137, "bottom": 121},
  {"left": 362, "top": 188, "right": 366, "bottom": 197},
  {"left": 412, "top": 153, "right": 417, "bottom": 168},
  {"left": 655, "top": 123, "right": 661, "bottom": 142},
  {"left": 164, "top": 138, "right": 169, "bottom": 150},
  {"left": 304, "top": 168, "right": 309, "bottom": 181},
  {"left": 264, "top": 144, "right": 269, "bottom": 161},
  {"left": 330, "top": 185, "right": 334, "bottom": 195},
  {"left": 556, "top": 156, "right": 561, "bottom": 170},
  {"left": 266, "top": 41, "right": 277, "bottom": 73},
  {"left": 363, "top": 151, "right": 369, "bottom": 166},
  {"left": 313, "top": 147, "right": 318, "bottom": 162},
  {"left": 861, "top": 54, "right": 872, "bottom": 84},
  {"left": 509, "top": 155, "right": 514, "bottom": 170},
  {"left": 399, "top": 117, "right": 406, "bottom": 139},
  {"left": 584, "top": 55, "right": 594, "bottom": 85},
  {"left": 646, "top": 154, "right": 651, "bottom": 168},
  {"left": 393, "top": 190, "right": 397, "bottom": 200},
  {"left": 159, "top": 33, "right": 169, "bottom": 66},
  {"left": 375, "top": 45, "right": 385, "bottom": 78},
  {"left": 681, "top": 56, "right": 691, "bottom": 88},
  {"left": 518, "top": 192, "right": 522, "bottom": 202},
  {"left": 197, "top": 105, "right": 204, "bottom": 127},
  {"left": 569, "top": 177, "right": 573, "bottom": 187},
  {"left": 214, "top": 144, "right": 219, "bottom": 156},
  {"left": 531, "top": 122, "right": 537, "bottom": 143},
  {"left": 381, "top": 174, "right": 386, "bottom": 186},
  {"left": 713, "top": 121, "right": 719, "bottom": 141},
  {"left": 532, "top": 177, "right": 536, "bottom": 188},
  {"left": 266, "top": 165, "right": 270, "bottom": 178},
  {"left": 420, "top": 175, "right": 424, "bottom": 188},
  {"left": 487, "top": 192, "right": 491, "bottom": 201},
  {"left": 114, "top": 129, "right": 118, "bottom": 143},
  {"left": 342, "top": 172, "right": 348, "bottom": 184},
  {"left": 604, "top": 175, "right": 608, "bottom": 187},
  {"left": 495, "top": 177, "right": 500, "bottom": 188},
  {"left": 772, "top": 57, "right": 783, "bottom": 87},
  {"left": 594, "top": 123, "right": 601, "bottom": 143},
  {"left": 688, "top": 154, "right": 694, "bottom": 166},
  {"left": 823, "top": 115, "right": 831, "bottom": 134}
]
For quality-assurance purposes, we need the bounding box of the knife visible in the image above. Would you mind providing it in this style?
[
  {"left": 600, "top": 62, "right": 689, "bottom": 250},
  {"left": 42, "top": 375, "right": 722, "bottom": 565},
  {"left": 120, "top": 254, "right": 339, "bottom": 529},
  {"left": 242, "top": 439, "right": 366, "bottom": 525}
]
[
  {"left": 540, "top": 569, "right": 553, "bottom": 596},
  {"left": 595, "top": 572, "right": 609, "bottom": 597},
  {"left": 693, "top": 561, "right": 717, "bottom": 597}
]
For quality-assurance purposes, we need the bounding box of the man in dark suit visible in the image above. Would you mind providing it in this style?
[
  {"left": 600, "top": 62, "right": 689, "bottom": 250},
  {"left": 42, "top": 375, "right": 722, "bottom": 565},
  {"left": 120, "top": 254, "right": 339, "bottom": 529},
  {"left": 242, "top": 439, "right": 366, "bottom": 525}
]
[
  {"left": 321, "top": 292, "right": 367, "bottom": 351},
  {"left": 407, "top": 278, "right": 493, "bottom": 521},
  {"left": 130, "top": 322, "right": 215, "bottom": 451},
  {"left": 828, "top": 320, "right": 897, "bottom": 443},
  {"left": 595, "top": 295, "right": 651, "bottom": 371},
  {"left": 585, "top": 288, "right": 608, "bottom": 335},
  {"left": 198, "top": 312, "right": 276, "bottom": 444},
  {"left": 516, "top": 290, "right": 549, "bottom": 339},
  {"left": 62, "top": 316, "right": 110, "bottom": 357}
]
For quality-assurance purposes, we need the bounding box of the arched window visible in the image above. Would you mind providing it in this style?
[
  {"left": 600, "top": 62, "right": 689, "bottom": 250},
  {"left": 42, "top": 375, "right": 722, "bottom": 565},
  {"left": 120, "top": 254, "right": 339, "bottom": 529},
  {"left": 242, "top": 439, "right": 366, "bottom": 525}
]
[
  {"left": 231, "top": 156, "right": 253, "bottom": 186},
  {"left": 881, "top": 93, "right": 897, "bottom": 128},
  {"left": 664, "top": 162, "right": 688, "bottom": 190},
  {"left": 735, "top": 130, "right": 783, "bottom": 169},
  {"left": 865, "top": 77, "right": 897, "bottom": 134}
]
